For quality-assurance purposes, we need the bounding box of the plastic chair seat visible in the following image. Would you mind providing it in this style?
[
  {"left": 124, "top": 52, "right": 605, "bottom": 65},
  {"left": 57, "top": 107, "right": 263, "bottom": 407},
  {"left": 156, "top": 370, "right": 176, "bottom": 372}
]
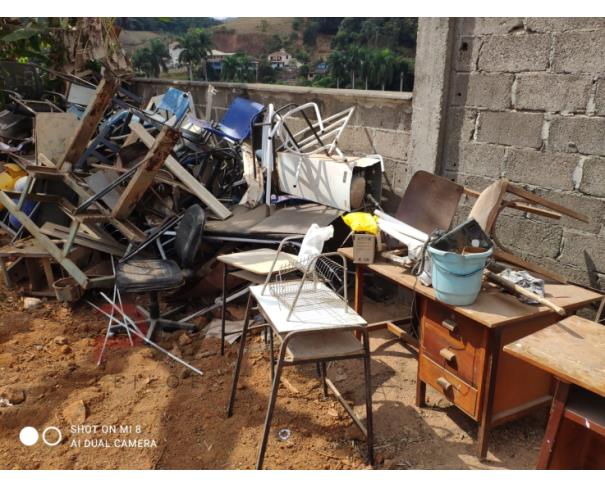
[{"left": 116, "top": 259, "right": 184, "bottom": 293}]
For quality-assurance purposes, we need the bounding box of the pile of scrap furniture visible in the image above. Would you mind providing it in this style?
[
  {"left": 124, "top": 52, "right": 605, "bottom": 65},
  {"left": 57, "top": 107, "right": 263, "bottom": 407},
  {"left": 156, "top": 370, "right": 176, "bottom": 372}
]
[{"left": 1, "top": 62, "right": 603, "bottom": 470}]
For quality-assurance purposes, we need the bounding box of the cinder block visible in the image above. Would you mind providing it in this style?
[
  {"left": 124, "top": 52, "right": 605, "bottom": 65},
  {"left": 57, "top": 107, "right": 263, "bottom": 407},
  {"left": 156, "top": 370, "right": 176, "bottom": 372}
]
[
  {"left": 451, "top": 73, "right": 513, "bottom": 110},
  {"left": 494, "top": 214, "right": 563, "bottom": 258},
  {"left": 445, "top": 141, "right": 504, "bottom": 178},
  {"left": 552, "top": 31, "right": 605, "bottom": 73},
  {"left": 503, "top": 148, "right": 578, "bottom": 191},
  {"left": 338, "top": 126, "right": 375, "bottom": 154},
  {"left": 580, "top": 156, "right": 605, "bottom": 197},
  {"left": 477, "top": 34, "right": 550, "bottom": 72},
  {"left": 454, "top": 36, "right": 481, "bottom": 72},
  {"left": 354, "top": 101, "right": 412, "bottom": 131},
  {"left": 527, "top": 18, "right": 605, "bottom": 33},
  {"left": 548, "top": 116, "right": 605, "bottom": 155},
  {"left": 446, "top": 107, "right": 478, "bottom": 144},
  {"left": 459, "top": 17, "right": 525, "bottom": 36},
  {"left": 559, "top": 230, "right": 605, "bottom": 273},
  {"left": 476, "top": 111, "right": 543, "bottom": 148},
  {"left": 532, "top": 187, "right": 605, "bottom": 233},
  {"left": 373, "top": 129, "right": 411, "bottom": 161},
  {"left": 515, "top": 73, "right": 592, "bottom": 113}
]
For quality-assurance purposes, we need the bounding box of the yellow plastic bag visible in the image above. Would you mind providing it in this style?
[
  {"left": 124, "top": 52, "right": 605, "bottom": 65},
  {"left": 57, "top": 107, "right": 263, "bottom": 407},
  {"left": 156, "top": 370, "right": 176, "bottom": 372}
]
[{"left": 342, "top": 212, "right": 379, "bottom": 235}]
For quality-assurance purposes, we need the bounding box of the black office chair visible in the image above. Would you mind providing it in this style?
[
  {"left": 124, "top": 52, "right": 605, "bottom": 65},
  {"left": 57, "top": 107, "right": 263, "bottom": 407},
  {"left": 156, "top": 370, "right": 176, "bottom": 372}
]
[{"left": 115, "top": 204, "right": 206, "bottom": 339}]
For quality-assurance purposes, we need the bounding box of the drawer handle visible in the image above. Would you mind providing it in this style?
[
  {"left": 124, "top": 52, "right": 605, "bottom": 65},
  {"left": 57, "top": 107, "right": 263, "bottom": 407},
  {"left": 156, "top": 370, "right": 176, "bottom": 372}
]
[
  {"left": 441, "top": 319, "right": 458, "bottom": 333},
  {"left": 439, "top": 348, "right": 456, "bottom": 362},
  {"left": 436, "top": 377, "right": 453, "bottom": 392}
]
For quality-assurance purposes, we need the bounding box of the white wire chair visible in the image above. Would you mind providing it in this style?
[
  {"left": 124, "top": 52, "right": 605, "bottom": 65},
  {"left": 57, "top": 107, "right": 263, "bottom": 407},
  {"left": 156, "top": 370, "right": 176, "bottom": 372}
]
[{"left": 260, "top": 235, "right": 349, "bottom": 321}]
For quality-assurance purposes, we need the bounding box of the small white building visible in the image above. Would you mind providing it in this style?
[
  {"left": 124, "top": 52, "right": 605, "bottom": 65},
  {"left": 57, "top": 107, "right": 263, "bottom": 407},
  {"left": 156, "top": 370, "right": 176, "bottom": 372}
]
[
  {"left": 208, "top": 49, "right": 236, "bottom": 72},
  {"left": 167, "top": 42, "right": 184, "bottom": 69},
  {"left": 268, "top": 49, "right": 293, "bottom": 69}
]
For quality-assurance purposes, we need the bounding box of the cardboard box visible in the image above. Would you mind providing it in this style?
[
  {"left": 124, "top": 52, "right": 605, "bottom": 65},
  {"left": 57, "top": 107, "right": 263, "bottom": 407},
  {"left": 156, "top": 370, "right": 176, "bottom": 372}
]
[{"left": 353, "top": 234, "right": 376, "bottom": 264}]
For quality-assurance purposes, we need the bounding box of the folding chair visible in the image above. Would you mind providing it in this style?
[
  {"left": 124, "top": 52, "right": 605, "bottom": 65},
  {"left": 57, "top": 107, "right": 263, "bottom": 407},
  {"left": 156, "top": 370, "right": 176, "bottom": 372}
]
[{"left": 226, "top": 235, "right": 374, "bottom": 469}]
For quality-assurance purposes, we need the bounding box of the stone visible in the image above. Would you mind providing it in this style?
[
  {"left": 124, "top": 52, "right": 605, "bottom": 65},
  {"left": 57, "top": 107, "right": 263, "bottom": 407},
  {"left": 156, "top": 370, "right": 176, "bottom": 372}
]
[
  {"left": 23, "top": 297, "right": 42, "bottom": 310},
  {"left": 552, "top": 31, "right": 605, "bottom": 74},
  {"left": 478, "top": 34, "right": 550, "bottom": 72},
  {"left": 177, "top": 333, "right": 193, "bottom": 347},
  {"left": 515, "top": 74, "right": 592, "bottom": 113},
  {"left": 503, "top": 148, "right": 579, "bottom": 191},
  {"left": 0, "top": 386, "right": 26, "bottom": 405},
  {"left": 60, "top": 345, "right": 72, "bottom": 355},
  {"left": 343, "top": 425, "right": 364, "bottom": 442},
  {"left": 54, "top": 336, "right": 69, "bottom": 345},
  {"left": 580, "top": 157, "right": 605, "bottom": 197},
  {"left": 476, "top": 111, "right": 543, "bottom": 148},
  {"left": 62, "top": 400, "right": 87, "bottom": 424},
  {"left": 548, "top": 116, "right": 605, "bottom": 155},
  {"left": 451, "top": 73, "right": 513, "bottom": 110}
]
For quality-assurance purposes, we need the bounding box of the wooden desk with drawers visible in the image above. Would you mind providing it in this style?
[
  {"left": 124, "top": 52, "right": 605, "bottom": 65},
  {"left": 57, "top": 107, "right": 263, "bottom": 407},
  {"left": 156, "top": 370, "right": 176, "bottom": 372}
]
[{"left": 338, "top": 247, "right": 602, "bottom": 459}]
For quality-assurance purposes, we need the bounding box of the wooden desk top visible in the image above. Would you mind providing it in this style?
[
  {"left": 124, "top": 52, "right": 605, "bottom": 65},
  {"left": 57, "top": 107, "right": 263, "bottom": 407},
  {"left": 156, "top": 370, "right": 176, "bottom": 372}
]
[
  {"left": 339, "top": 247, "right": 602, "bottom": 329},
  {"left": 504, "top": 316, "right": 605, "bottom": 397}
]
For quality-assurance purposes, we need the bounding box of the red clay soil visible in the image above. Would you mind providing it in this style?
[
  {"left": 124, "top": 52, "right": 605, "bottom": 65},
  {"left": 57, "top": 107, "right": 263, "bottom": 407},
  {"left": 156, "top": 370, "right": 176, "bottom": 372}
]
[{"left": 0, "top": 284, "right": 545, "bottom": 470}]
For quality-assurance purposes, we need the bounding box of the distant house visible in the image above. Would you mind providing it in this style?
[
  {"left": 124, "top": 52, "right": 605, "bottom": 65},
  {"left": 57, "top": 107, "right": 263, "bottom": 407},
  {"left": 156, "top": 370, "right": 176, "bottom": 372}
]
[
  {"left": 268, "top": 49, "right": 293, "bottom": 69},
  {"left": 307, "top": 61, "right": 329, "bottom": 81},
  {"left": 207, "top": 49, "right": 236, "bottom": 72},
  {"left": 167, "top": 42, "right": 184, "bottom": 69}
]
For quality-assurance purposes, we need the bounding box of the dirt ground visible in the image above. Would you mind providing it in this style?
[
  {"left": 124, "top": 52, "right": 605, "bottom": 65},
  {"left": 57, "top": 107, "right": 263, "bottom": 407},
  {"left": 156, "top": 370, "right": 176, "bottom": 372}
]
[{"left": 0, "top": 283, "right": 546, "bottom": 470}]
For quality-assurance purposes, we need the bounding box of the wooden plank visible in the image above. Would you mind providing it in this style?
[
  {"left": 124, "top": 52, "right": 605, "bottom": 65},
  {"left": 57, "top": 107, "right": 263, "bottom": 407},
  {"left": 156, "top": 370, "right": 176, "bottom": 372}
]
[
  {"left": 40, "top": 222, "right": 125, "bottom": 257},
  {"left": 468, "top": 179, "right": 508, "bottom": 232},
  {"left": 507, "top": 183, "right": 589, "bottom": 223},
  {"left": 0, "top": 191, "right": 89, "bottom": 288},
  {"left": 112, "top": 125, "right": 179, "bottom": 219},
  {"left": 504, "top": 315, "right": 605, "bottom": 397},
  {"left": 129, "top": 121, "right": 232, "bottom": 220},
  {"left": 57, "top": 76, "right": 120, "bottom": 171}
]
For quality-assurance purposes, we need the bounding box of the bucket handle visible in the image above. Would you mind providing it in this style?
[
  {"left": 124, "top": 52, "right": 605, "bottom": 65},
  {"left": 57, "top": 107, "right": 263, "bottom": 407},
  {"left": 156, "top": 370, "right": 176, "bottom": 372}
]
[{"left": 433, "top": 261, "right": 485, "bottom": 278}]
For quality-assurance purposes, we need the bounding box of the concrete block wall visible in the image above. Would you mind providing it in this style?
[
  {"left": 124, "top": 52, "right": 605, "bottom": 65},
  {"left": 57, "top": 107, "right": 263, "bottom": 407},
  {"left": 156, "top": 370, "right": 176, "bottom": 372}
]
[
  {"left": 132, "top": 79, "right": 413, "bottom": 210},
  {"left": 442, "top": 17, "right": 605, "bottom": 288}
]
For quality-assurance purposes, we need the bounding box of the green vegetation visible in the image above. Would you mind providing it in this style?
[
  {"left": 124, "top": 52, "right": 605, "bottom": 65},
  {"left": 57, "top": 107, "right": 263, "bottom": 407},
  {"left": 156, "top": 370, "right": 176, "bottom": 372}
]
[
  {"left": 177, "top": 28, "right": 213, "bottom": 81},
  {"left": 221, "top": 53, "right": 255, "bottom": 83},
  {"left": 132, "top": 39, "right": 170, "bottom": 78},
  {"left": 115, "top": 18, "right": 219, "bottom": 33}
]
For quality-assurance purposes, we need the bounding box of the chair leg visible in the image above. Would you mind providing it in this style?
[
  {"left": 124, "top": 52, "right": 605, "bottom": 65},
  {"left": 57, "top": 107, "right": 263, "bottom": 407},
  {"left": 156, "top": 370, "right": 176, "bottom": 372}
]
[
  {"left": 256, "top": 341, "right": 287, "bottom": 470},
  {"left": 147, "top": 291, "right": 160, "bottom": 340},
  {"left": 269, "top": 328, "right": 275, "bottom": 382},
  {"left": 226, "top": 292, "right": 253, "bottom": 417},
  {"left": 220, "top": 264, "right": 227, "bottom": 355},
  {"left": 362, "top": 332, "right": 374, "bottom": 466},
  {"left": 320, "top": 361, "right": 328, "bottom": 398}
]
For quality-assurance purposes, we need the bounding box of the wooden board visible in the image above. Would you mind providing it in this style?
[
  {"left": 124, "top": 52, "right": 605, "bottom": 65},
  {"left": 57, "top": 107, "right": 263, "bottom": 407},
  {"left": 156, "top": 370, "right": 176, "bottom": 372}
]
[
  {"left": 468, "top": 179, "right": 508, "bottom": 232},
  {"left": 504, "top": 315, "right": 605, "bottom": 397},
  {"left": 129, "top": 122, "right": 231, "bottom": 220},
  {"left": 339, "top": 247, "right": 602, "bottom": 329}
]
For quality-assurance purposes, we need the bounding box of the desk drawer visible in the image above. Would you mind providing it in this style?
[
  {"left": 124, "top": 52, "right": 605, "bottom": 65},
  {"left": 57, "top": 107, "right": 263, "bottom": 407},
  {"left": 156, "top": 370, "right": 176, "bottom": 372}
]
[
  {"left": 421, "top": 302, "right": 487, "bottom": 386},
  {"left": 419, "top": 353, "right": 479, "bottom": 419}
]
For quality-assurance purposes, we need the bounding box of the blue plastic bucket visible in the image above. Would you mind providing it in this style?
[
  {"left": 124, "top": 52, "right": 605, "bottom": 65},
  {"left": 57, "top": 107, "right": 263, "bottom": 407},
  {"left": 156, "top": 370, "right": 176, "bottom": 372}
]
[{"left": 427, "top": 245, "right": 493, "bottom": 306}]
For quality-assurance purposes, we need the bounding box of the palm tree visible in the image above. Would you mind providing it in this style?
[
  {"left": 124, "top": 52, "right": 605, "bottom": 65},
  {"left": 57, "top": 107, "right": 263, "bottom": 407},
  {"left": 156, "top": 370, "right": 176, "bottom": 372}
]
[
  {"left": 221, "top": 53, "right": 253, "bottom": 83},
  {"left": 178, "top": 27, "right": 213, "bottom": 81},
  {"left": 358, "top": 47, "right": 373, "bottom": 90},
  {"left": 346, "top": 45, "right": 361, "bottom": 90},
  {"left": 373, "top": 48, "right": 396, "bottom": 91},
  {"left": 148, "top": 39, "right": 170, "bottom": 78},
  {"left": 328, "top": 50, "right": 347, "bottom": 89},
  {"left": 132, "top": 47, "right": 155, "bottom": 77}
]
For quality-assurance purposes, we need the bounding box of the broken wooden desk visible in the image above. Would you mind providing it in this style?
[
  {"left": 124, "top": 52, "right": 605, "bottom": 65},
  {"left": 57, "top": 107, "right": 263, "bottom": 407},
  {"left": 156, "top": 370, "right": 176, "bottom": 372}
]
[
  {"left": 504, "top": 315, "right": 605, "bottom": 469},
  {"left": 338, "top": 247, "right": 602, "bottom": 459}
]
